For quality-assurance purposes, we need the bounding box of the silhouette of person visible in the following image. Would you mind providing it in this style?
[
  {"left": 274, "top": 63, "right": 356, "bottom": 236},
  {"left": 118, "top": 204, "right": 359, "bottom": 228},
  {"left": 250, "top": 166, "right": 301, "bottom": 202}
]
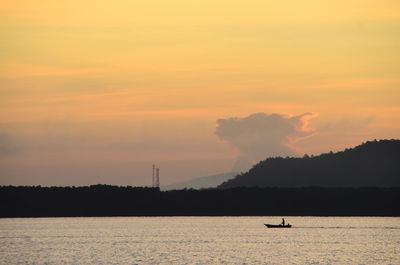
[{"left": 282, "top": 218, "right": 285, "bottom": 226}]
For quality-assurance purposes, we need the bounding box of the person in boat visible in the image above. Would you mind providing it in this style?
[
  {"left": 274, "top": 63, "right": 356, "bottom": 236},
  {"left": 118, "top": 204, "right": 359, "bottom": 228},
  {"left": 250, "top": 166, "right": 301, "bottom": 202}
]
[{"left": 281, "top": 218, "right": 285, "bottom": 226}]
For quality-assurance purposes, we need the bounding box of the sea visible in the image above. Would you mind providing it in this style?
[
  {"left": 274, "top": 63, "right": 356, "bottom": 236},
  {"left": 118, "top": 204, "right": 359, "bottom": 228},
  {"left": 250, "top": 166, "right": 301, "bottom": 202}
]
[{"left": 0, "top": 217, "right": 398, "bottom": 264}]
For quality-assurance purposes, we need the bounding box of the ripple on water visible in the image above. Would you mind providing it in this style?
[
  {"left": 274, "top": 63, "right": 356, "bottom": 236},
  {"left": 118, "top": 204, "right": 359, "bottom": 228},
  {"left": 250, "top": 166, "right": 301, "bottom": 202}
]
[{"left": 0, "top": 217, "right": 399, "bottom": 264}]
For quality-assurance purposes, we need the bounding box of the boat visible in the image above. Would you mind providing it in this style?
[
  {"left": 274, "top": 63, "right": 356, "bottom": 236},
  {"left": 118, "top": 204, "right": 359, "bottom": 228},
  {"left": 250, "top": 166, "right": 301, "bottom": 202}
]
[{"left": 264, "top": 224, "right": 292, "bottom": 228}]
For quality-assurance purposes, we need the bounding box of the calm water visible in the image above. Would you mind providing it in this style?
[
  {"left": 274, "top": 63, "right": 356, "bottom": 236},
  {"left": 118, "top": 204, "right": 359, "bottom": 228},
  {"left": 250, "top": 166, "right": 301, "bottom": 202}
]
[{"left": 0, "top": 217, "right": 399, "bottom": 264}]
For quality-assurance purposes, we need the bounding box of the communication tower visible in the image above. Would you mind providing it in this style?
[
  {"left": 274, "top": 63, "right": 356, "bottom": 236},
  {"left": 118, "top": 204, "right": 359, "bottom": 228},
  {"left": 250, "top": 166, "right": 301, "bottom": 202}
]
[
  {"left": 155, "top": 167, "right": 160, "bottom": 188},
  {"left": 152, "top": 164, "right": 156, "bottom": 187},
  {"left": 152, "top": 164, "right": 160, "bottom": 188}
]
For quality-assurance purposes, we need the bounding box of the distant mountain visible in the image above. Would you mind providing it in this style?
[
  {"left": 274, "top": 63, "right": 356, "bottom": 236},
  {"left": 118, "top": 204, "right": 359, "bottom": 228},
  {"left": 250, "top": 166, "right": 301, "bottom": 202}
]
[
  {"left": 163, "top": 172, "right": 237, "bottom": 190},
  {"left": 218, "top": 139, "right": 400, "bottom": 188}
]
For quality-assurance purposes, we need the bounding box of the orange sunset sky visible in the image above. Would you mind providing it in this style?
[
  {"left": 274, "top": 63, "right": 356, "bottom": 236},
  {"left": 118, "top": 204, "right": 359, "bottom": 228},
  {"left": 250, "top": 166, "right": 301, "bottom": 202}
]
[{"left": 1, "top": 1, "right": 399, "bottom": 186}]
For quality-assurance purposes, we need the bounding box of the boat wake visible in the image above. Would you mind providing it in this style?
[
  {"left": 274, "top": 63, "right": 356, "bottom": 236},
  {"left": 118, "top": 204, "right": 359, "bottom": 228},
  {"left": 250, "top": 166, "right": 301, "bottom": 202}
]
[{"left": 293, "top": 226, "right": 400, "bottom": 229}]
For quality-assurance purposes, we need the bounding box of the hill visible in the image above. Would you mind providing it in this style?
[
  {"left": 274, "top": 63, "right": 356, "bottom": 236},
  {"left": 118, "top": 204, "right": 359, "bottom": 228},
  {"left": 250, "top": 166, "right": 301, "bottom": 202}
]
[
  {"left": 218, "top": 139, "right": 400, "bottom": 188},
  {"left": 162, "top": 172, "right": 236, "bottom": 190}
]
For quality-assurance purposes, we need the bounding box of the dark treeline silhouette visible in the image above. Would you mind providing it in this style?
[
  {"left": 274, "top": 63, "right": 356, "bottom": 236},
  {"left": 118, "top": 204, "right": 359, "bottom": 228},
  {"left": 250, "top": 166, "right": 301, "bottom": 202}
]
[
  {"left": 219, "top": 139, "right": 400, "bottom": 189},
  {"left": 1, "top": 185, "right": 399, "bottom": 217}
]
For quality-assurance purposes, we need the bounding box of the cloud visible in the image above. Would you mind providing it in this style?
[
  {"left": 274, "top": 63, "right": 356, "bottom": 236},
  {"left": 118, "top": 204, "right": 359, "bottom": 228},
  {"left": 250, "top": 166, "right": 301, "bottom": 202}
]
[{"left": 215, "top": 112, "right": 317, "bottom": 172}]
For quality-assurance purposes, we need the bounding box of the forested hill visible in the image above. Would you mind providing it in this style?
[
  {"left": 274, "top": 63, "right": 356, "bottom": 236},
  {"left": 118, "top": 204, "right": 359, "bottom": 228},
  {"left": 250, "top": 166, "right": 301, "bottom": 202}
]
[{"left": 218, "top": 139, "right": 400, "bottom": 189}]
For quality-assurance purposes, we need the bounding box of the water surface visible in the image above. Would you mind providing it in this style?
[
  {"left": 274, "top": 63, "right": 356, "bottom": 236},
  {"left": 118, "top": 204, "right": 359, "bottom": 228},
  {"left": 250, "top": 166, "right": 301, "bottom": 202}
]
[{"left": 0, "top": 217, "right": 399, "bottom": 264}]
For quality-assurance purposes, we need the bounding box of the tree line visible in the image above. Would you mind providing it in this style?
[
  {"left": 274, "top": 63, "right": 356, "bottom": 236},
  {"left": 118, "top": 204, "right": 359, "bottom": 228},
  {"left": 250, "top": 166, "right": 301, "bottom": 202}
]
[{"left": 1, "top": 185, "right": 399, "bottom": 217}]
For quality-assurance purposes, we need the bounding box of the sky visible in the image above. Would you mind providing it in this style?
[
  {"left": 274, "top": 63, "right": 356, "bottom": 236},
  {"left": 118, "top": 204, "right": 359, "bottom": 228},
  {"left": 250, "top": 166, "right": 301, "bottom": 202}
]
[{"left": 1, "top": 1, "right": 399, "bottom": 186}]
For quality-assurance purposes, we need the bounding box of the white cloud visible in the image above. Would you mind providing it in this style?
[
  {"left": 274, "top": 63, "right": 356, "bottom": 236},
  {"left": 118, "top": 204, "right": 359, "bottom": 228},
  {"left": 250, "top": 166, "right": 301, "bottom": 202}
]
[{"left": 215, "top": 112, "right": 317, "bottom": 172}]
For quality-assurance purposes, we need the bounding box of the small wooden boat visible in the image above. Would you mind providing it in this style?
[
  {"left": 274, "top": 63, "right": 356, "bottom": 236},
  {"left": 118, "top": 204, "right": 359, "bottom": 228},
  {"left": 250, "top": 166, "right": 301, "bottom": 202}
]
[{"left": 264, "top": 224, "right": 292, "bottom": 228}]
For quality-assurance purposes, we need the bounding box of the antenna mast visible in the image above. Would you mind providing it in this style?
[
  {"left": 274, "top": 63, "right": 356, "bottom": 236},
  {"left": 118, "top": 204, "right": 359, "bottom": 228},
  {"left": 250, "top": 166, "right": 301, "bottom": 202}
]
[
  {"left": 152, "top": 164, "right": 156, "bottom": 187},
  {"left": 155, "top": 167, "right": 160, "bottom": 188}
]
